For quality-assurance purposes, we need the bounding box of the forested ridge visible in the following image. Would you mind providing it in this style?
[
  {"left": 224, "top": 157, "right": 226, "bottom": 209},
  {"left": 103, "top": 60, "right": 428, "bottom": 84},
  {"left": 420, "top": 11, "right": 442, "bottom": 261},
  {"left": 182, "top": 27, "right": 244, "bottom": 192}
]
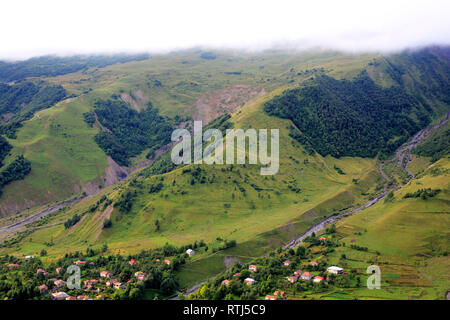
[
  {"left": 0, "top": 54, "right": 149, "bottom": 82},
  {"left": 265, "top": 49, "right": 450, "bottom": 158},
  {"left": 0, "top": 81, "right": 66, "bottom": 138},
  {"left": 84, "top": 99, "right": 174, "bottom": 166},
  {"left": 265, "top": 73, "right": 432, "bottom": 158}
]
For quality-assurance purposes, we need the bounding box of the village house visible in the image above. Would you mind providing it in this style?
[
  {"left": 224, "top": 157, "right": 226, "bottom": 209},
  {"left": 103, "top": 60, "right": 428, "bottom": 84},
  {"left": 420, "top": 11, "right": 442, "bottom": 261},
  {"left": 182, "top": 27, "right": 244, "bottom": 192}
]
[
  {"left": 39, "top": 284, "right": 48, "bottom": 293},
  {"left": 8, "top": 263, "right": 19, "bottom": 269},
  {"left": 52, "top": 292, "right": 69, "bottom": 300},
  {"left": 327, "top": 266, "right": 344, "bottom": 274},
  {"left": 106, "top": 279, "right": 119, "bottom": 287},
  {"left": 135, "top": 272, "right": 147, "bottom": 281},
  {"left": 100, "top": 270, "right": 113, "bottom": 278},
  {"left": 287, "top": 275, "right": 298, "bottom": 284},
  {"left": 301, "top": 272, "right": 314, "bottom": 281},
  {"left": 319, "top": 237, "right": 327, "bottom": 242},
  {"left": 53, "top": 280, "right": 67, "bottom": 288},
  {"left": 55, "top": 267, "right": 62, "bottom": 274},
  {"left": 294, "top": 269, "right": 303, "bottom": 276},
  {"left": 233, "top": 272, "right": 241, "bottom": 278},
  {"left": 283, "top": 260, "right": 291, "bottom": 266},
  {"left": 129, "top": 259, "right": 137, "bottom": 265},
  {"left": 66, "top": 296, "right": 77, "bottom": 300},
  {"left": 37, "top": 268, "right": 48, "bottom": 276},
  {"left": 308, "top": 261, "right": 319, "bottom": 267},
  {"left": 274, "top": 290, "right": 287, "bottom": 298},
  {"left": 24, "top": 255, "right": 34, "bottom": 262},
  {"left": 74, "top": 260, "right": 86, "bottom": 266},
  {"left": 77, "top": 295, "right": 87, "bottom": 300},
  {"left": 221, "top": 279, "right": 230, "bottom": 286},
  {"left": 265, "top": 295, "right": 277, "bottom": 300},
  {"left": 244, "top": 277, "right": 256, "bottom": 286},
  {"left": 248, "top": 265, "right": 260, "bottom": 272},
  {"left": 84, "top": 279, "right": 98, "bottom": 287},
  {"left": 114, "top": 282, "right": 126, "bottom": 290},
  {"left": 164, "top": 259, "right": 171, "bottom": 265},
  {"left": 186, "top": 249, "right": 195, "bottom": 256},
  {"left": 313, "top": 276, "right": 324, "bottom": 283}
]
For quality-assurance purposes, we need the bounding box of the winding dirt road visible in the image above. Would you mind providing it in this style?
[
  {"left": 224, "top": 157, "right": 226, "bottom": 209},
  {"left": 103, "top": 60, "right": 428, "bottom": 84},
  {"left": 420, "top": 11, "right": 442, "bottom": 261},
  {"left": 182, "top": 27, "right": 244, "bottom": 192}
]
[{"left": 284, "top": 111, "right": 449, "bottom": 250}]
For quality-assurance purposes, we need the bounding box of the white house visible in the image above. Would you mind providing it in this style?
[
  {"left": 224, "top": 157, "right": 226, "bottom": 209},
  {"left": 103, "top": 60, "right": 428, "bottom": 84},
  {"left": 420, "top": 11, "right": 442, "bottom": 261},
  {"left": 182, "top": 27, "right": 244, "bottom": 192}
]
[
  {"left": 24, "top": 255, "right": 34, "bottom": 261},
  {"left": 327, "top": 266, "right": 344, "bottom": 274},
  {"left": 186, "top": 249, "right": 195, "bottom": 256},
  {"left": 244, "top": 277, "right": 256, "bottom": 286},
  {"left": 52, "top": 292, "right": 69, "bottom": 300}
]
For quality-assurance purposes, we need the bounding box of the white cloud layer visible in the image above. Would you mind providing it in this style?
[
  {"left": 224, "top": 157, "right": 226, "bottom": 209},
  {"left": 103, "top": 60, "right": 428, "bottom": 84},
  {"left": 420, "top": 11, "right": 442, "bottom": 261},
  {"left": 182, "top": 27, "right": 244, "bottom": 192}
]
[{"left": 1, "top": 0, "right": 450, "bottom": 60}]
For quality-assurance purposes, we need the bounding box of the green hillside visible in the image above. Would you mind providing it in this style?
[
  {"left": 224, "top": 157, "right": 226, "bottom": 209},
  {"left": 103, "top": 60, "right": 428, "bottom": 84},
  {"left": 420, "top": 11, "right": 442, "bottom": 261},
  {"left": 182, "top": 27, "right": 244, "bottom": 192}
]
[
  {"left": 0, "top": 92, "right": 381, "bottom": 257},
  {"left": 0, "top": 48, "right": 448, "bottom": 301},
  {"left": 0, "top": 50, "right": 376, "bottom": 215}
]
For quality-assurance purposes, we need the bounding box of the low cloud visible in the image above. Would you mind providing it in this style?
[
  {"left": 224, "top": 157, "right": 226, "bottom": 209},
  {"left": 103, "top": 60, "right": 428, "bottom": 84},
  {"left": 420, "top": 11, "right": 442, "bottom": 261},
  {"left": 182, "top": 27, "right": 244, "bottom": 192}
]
[{"left": 1, "top": 0, "right": 450, "bottom": 60}]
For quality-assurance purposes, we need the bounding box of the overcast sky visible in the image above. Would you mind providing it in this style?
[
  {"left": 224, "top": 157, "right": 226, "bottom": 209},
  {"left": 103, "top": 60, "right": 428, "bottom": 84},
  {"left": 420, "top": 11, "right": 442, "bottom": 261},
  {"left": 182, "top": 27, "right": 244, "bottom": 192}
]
[{"left": 1, "top": 0, "right": 450, "bottom": 60}]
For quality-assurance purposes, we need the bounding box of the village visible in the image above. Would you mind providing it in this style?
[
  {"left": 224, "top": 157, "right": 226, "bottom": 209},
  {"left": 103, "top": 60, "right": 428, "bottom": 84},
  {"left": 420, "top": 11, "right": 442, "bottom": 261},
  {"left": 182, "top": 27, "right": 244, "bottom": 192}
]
[
  {"left": 1, "top": 243, "right": 201, "bottom": 300},
  {"left": 189, "top": 228, "right": 371, "bottom": 300},
  {"left": 2, "top": 227, "right": 374, "bottom": 300}
]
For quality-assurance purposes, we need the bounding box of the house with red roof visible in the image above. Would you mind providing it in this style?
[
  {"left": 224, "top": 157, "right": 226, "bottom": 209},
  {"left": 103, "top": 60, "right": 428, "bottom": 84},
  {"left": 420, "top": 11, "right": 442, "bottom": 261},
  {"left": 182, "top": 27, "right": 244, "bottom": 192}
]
[
  {"left": 8, "top": 264, "right": 19, "bottom": 269},
  {"left": 84, "top": 279, "right": 98, "bottom": 286},
  {"left": 74, "top": 260, "right": 86, "bottom": 265},
  {"left": 294, "top": 269, "right": 303, "bottom": 276},
  {"left": 53, "top": 280, "right": 67, "bottom": 288},
  {"left": 283, "top": 260, "right": 291, "bottom": 266},
  {"left": 265, "top": 295, "right": 277, "bottom": 300},
  {"left": 100, "top": 270, "right": 113, "bottom": 278},
  {"left": 249, "top": 265, "right": 260, "bottom": 272},
  {"left": 39, "top": 284, "right": 48, "bottom": 293},
  {"left": 274, "top": 290, "right": 287, "bottom": 298},
  {"left": 221, "top": 279, "right": 231, "bottom": 286},
  {"left": 301, "top": 272, "right": 314, "bottom": 281},
  {"left": 106, "top": 279, "right": 119, "bottom": 287},
  {"left": 313, "top": 276, "right": 324, "bottom": 283},
  {"left": 37, "top": 268, "right": 48, "bottom": 276},
  {"left": 287, "top": 275, "right": 299, "bottom": 284},
  {"left": 129, "top": 259, "right": 137, "bottom": 265},
  {"left": 135, "top": 272, "right": 147, "bottom": 281},
  {"left": 309, "top": 261, "right": 319, "bottom": 267}
]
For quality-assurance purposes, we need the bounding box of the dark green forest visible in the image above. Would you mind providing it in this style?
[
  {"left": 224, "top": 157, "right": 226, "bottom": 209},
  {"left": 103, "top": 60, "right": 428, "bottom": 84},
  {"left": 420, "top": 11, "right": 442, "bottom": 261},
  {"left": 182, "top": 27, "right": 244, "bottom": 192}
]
[
  {"left": 265, "top": 73, "right": 434, "bottom": 158},
  {"left": 0, "top": 81, "right": 66, "bottom": 138},
  {"left": 84, "top": 100, "right": 174, "bottom": 166},
  {"left": 0, "top": 54, "right": 149, "bottom": 82},
  {"left": 0, "top": 155, "right": 31, "bottom": 196},
  {"left": 0, "top": 136, "right": 12, "bottom": 167}
]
